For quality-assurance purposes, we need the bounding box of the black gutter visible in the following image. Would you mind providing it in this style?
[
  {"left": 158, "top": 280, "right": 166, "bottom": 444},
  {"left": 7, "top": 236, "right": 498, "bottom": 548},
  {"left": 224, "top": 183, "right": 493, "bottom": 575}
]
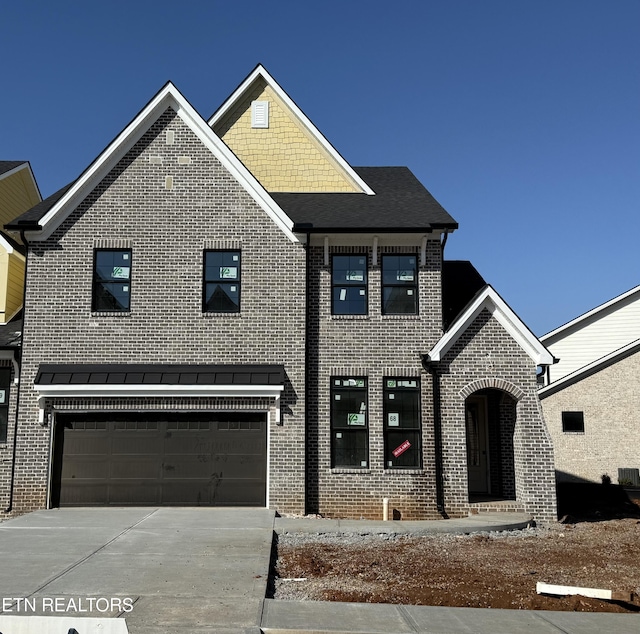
[
  {"left": 292, "top": 225, "right": 459, "bottom": 234},
  {"left": 422, "top": 355, "right": 447, "bottom": 518}
]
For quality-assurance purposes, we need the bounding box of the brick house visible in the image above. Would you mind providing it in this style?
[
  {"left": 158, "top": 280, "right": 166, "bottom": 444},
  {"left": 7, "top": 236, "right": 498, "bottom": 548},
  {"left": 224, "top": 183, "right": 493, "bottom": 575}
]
[
  {"left": 539, "top": 285, "right": 640, "bottom": 486},
  {"left": 1, "top": 66, "right": 557, "bottom": 522}
]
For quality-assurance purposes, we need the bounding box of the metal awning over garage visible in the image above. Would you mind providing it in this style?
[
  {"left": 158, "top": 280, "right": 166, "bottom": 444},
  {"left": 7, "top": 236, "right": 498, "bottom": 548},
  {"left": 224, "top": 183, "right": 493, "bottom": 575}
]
[{"left": 34, "top": 363, "right": 286, "bottom": 421}]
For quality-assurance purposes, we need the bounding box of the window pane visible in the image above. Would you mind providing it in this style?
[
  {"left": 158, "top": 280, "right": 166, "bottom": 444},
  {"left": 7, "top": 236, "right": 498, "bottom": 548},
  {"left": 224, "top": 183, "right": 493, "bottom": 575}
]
[
  {"left": 382, "top": 255, "right": 417, "bottom": 315},
  {"left": 95, "top": 251, "right": 131, "bottom": 281},
  {"left": 94, "top": 281, "right": 130, "bottom": 311},
  {"left": 333, "top": 286, "right": 367, "bottom": 315},
  {"left": 385, "top": 430, "right": 420, "bottom": 468},
  {"left": 205, "top": 251, "right": 240, "bottom": 282},
  {"left": 382, "top": 255, "right": 416, "bottom": 285},
  {"left": 333, "top": 430, "right": 368, "bottom": 468},
  {"left": 0, "top": 409, "right": 7, "bottom": 443},
  {"left": 205, "top": 282, "right": 240, "bottom": 312},
  {"left": 382, "top": 287, "right": 416, "bottom": 314},
  {"left": 332, "top": 255, "right": 367, "bottom": 285},
  {"left": 384, "top": 389, "right": 420, "bottom": 429}
]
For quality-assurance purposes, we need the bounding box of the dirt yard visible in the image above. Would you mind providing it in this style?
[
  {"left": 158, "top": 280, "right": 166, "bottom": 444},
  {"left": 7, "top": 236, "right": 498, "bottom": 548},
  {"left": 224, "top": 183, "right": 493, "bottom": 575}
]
[{"left": 273, "top": 516, "right": 640, "bottom": 613}]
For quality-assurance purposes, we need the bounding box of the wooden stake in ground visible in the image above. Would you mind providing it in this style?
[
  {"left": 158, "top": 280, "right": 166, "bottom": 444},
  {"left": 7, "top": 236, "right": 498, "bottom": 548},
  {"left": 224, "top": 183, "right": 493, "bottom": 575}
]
[{"left": 537, "top": 582, "right": 632, "bottom": 602}]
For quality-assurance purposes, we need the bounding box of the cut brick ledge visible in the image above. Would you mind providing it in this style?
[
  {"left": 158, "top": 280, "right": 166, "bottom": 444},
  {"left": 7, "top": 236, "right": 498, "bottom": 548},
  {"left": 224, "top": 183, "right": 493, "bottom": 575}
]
[{"left": 468, "top": 499, "right": 525, "bottom": 514}]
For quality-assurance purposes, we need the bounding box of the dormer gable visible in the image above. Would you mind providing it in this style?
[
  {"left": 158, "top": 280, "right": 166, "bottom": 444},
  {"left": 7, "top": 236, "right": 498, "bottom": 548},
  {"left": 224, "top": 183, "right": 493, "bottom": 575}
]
[{"left": 209, "top": 65, "right": 374, "bottom": 195}]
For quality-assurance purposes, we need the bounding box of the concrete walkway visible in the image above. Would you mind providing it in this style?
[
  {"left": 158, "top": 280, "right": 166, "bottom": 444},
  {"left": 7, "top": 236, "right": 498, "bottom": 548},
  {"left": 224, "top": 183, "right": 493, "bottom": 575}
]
[{"left": 0, "top": 508, "right": 638, "bottom": 633}]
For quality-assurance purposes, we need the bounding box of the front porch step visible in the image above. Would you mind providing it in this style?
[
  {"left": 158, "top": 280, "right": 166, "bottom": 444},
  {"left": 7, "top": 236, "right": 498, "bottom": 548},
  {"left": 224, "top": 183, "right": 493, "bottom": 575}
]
[{"left": 468, "top": 498, "right": 525, "bottom": 514}]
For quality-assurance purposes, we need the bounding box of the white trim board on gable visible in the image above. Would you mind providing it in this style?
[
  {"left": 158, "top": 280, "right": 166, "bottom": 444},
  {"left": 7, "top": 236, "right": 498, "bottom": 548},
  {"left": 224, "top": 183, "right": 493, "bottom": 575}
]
[
  {"left": 209, "top": 64, "right": 375, "bottom": 196},
  {"left": 427, "top": 285, "right": 555, "bottom": 366},
  {"left": 26, "top": 83, "right": 299, "bottom": 243}
]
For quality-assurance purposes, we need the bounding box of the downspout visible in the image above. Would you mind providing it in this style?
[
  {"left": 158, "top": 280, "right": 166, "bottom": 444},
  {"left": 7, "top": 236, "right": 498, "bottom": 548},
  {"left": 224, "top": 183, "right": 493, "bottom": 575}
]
[
  {"left": 304, "top": 231, "right": 311, "bottom": 514},
  {"left": 440, "top": 230, "right": 449, "bottom": 331},
  {"left": 423, "top": 356, "right": 447, "bottom": 518},
  {"left": 4, "top": 230, "right": 29, "bottom": 513}
]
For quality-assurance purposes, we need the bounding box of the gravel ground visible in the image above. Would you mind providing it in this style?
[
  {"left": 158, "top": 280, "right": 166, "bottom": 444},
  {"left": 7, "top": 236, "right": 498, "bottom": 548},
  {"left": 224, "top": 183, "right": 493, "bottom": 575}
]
[{"left": 273, "top": 518, "right": 640, "bottom": 612}]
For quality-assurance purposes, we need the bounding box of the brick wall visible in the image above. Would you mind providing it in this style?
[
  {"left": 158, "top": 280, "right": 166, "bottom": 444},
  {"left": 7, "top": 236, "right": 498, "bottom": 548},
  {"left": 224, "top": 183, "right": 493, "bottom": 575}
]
[
  {"left": 306, "top": 241, "right": 444, "bottom": 520},
  {"left": 439, "top": 309, "right": 557, "bottom": 522},
  {"left": 8, "top": 108, "right": 307, "bottom": 515},
  {"left": 541, "top": 348, "right": 640, "bottom": 484}
]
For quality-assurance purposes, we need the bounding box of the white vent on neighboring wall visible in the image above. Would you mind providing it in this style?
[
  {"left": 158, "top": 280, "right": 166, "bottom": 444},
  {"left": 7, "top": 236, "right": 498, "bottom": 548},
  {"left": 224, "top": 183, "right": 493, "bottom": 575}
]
[{"left": 251, "top": 100, "right": 269, "bottom": 128}]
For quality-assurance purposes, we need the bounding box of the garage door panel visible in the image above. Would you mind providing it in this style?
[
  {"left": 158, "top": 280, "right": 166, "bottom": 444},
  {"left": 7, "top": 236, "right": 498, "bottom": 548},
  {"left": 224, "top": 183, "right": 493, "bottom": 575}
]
[
  {"left": 108, "top": 482, "right": 161, "bottom": 505},
  {"left": 54, "top": 412, "right": 267, "bottom": 507},
  {"left": 110, "top": 456, "right": 161, "bottom": 479},
  {"left": 111, "top": 435, "right": 164, "bottom": 454},
  {"left": 61, "top": 457, "right": 110, "bottom": 480}
]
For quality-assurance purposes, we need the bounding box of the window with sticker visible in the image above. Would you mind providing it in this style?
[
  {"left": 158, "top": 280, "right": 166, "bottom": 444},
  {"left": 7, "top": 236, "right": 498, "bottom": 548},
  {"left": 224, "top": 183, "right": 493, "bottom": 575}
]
[
  {"left": 203, "top": 250, "right": 241, "bottom": 313},
  {"left": 331, "top": 254, "right": 367, "bottom": 315},
  {"left": 331, "top": 376, "right": 368, "bottom": 468}
]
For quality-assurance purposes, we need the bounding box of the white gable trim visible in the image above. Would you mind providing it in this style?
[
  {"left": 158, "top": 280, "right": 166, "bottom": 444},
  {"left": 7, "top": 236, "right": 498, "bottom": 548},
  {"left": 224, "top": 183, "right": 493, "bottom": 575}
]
[
  {"left": 209, "top": 65, "right": 375, "bottom": 196},
  {"left": 541, "top": 284, "right": 640, "bottom": 342},
  {"left": 427, "top": 285, "right": 555, "bottom": 366},
  {"left": 27, "top": 83, "right": 299, "bottom": 243},
  {"left": 0, "top": 233, "right": 25, "bottom": 258}
]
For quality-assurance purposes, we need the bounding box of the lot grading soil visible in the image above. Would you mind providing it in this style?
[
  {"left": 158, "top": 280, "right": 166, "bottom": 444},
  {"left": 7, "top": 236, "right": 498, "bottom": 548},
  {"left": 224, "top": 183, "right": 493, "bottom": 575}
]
[{"left": 273, "top": 486, "right": 640, "bottom": 613}]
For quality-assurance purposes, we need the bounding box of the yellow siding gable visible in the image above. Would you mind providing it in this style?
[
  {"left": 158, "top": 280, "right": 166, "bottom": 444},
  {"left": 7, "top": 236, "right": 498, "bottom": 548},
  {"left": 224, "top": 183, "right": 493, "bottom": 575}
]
[
  {"left": 213, "top": 79, "right": 360, "bottom": 193},
  {"left": 0, "top": 167, "right": 41, "bottom": 229},
  {"left": 0, "top": 248, "right": 25, "bottom": 323}
]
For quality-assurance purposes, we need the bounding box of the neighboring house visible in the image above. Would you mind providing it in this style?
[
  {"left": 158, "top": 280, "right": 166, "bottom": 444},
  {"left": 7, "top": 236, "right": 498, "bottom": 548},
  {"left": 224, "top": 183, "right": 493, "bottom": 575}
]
[
  {"left": 0, "top": 66, "right": 557, "bottom": 522},
  {"left": 0, "top": 161, "right": 41, "bottom": 487},
  {"left": 539, "top": 285, "right": 640, "bottom": 485}
]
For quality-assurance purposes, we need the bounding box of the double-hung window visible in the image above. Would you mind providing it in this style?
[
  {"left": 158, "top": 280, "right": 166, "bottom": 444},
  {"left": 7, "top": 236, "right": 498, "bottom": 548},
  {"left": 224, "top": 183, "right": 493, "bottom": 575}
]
[
  {"left": 381, "top": 255, "right": 417, "bottom": 314},
  {"left": 92, "top": 249, "right": 132, "bottom": 312},
  {"left": 0, "top": 368, "right": 10, "bottom": 443},
  {"left": 203, "top": 250, "right": 241, "bottom": 313},
  {"left": 331, "top": 377, "right": 368, "bottom": 468},
  {"left": 332, "top": 254, "right": 367, "bottom": 315},
  {"left": 384, "top": 378, "right": 421, "bottom": 468}
]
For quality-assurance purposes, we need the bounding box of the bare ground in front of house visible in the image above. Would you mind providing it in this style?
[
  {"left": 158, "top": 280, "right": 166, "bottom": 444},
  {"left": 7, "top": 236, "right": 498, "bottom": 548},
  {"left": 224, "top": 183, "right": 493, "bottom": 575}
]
[{"left": 272, "top": 517, "right": 640, "bottom": 613}]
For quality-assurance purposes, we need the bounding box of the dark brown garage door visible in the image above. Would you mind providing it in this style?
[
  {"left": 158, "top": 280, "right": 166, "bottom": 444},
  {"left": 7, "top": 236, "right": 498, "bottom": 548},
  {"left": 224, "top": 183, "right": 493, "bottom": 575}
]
[{"left": 51, "top": 411, "right": 267, "bottom": 507}]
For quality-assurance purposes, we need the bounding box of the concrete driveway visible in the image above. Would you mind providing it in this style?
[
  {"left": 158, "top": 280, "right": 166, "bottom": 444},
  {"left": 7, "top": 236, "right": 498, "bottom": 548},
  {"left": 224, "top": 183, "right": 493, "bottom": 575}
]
[{"left": 0, "top": 507, "right": 275, "bottom": 633}]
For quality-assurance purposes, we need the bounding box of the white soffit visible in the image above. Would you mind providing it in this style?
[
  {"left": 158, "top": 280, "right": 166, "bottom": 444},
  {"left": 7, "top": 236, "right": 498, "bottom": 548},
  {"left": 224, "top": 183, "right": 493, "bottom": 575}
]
[
  {"left": 34, "top": 384, "right": 285, "bottom": 399},
  {"left": 428, "top": 285, "right": 555, "bottom": 366},
  {"left": 209, "top": 65, "right": 375, "bottom": 196},
  {"left": 28, "top": 83, "right": 298, "bottom": 243}
]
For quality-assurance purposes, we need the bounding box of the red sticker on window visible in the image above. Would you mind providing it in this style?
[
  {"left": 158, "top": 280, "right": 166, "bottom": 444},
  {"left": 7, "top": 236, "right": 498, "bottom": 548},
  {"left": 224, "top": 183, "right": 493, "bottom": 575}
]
[{"left": 392, "top": 440, "right": 411, "bottom": 457}]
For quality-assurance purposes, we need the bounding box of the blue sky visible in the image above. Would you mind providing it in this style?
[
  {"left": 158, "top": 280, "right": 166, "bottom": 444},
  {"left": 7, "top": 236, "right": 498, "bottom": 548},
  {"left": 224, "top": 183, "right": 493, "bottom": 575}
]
[{"left": 3, "top": 0, "right": 638, "bottom": 335}]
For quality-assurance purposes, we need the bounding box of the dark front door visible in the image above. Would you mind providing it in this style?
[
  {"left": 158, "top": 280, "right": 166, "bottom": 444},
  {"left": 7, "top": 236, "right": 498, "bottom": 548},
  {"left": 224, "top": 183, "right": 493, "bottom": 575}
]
[{"left": 51, "top": 411, "right": 267, "bottom": 507}]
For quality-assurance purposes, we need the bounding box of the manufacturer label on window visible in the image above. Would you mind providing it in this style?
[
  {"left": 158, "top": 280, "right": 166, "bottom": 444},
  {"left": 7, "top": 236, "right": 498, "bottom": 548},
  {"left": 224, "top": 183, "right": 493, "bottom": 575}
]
[
  {"left": 111, "top": 266, "right": 130, "bottom": 279},
  {"left": 348, "top": 413, "right": 366, "bottom": 426},
  {"left": 220, "top": 267, "right": 238, "bottom": 279},
  {"left": 388, "top": 413, "right": 399, "bottom": 426}
]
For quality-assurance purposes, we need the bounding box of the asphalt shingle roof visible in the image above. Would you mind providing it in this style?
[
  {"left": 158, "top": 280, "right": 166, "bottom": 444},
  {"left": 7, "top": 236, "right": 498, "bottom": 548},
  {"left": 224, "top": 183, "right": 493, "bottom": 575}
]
[
  {"left": 8, "top": 168, "right": 457, "bottom": 233},
  {"left": 273, "top": 167, "right": 458, "bottom": 231},
  {"left": 0, "top": 161, "right": 27, "bottom": 177}
]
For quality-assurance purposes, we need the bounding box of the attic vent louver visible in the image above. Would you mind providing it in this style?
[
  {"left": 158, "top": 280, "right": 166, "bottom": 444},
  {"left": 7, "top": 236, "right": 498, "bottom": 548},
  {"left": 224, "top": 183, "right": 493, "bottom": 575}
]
[{"left": 251, "top": 100, "right": 269, "bottom": 128}]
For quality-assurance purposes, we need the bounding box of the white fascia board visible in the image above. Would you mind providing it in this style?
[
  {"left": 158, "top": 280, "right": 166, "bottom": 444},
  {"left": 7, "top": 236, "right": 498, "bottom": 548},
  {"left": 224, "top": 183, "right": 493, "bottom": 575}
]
[
  {"left": 428, "top": 286, "right": 555, "bottom": 366},
  {"left": 539, "top": 338, "right": 640, "bottom": 398},
  {"left": 209, "top": 65, "right": 375, "bottom": 196},
  {"left": 35, "top": 383, "right": 285, "bottom": 399},
  {"left": 541, "top": 284, "right": 640, "bottom": 342},
  {"left": 307, "top": 232, "right": 440, "bottom": 247},
  {"left": 0, "top": 233, "right": 15, "bottom": 253},
  {"left": 27, "top": 83, "right": 298, "bottom": 243}
]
